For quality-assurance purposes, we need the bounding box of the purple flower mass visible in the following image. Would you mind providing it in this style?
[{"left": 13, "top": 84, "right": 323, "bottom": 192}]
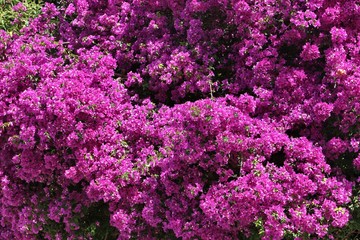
[{"left": 0, "top": 0, "right": 360, "bottom": 239}]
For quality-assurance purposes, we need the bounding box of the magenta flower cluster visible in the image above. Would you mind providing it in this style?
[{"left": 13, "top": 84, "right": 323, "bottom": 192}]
[{"left": 1, "top": 0, "right": 359, "bottom": 239}]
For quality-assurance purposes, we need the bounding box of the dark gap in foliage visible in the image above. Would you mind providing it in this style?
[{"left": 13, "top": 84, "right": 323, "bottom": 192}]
[
  {"left": 171, "top": 177, "right": 183, "bottom": 185},
  {"left": 163, "top": 8, "right": 177, "bottom": 35},
  {"left": 65, "top": 147, "right": 73, "bottom": 155},
  {"left": 55, "top": 131, "right": 63, "bottom": 140},
  {"left": 134, "top": 228, "right": 180, "bottom": 240},
  {"left": 202, "top": 172, "right": 219, "bottom": 192},
  {"left": 329, "top": 151, "right": 359, "bottom": 181},
  {"left": 278, "top": 44, "right": 302, "bottom": 66},
  {"left": 227, "top": 152, "right": 242, "bottom": 180},
  {"left": 268, "top": 148, "right": 285, "bottom": 167},
  {"left": 175, "top": 91, "right": 208, "bottom": 105},
  {"left": 38, "top": 220, "right": 67, "bottom": 239},
  {"left": 76, "top": 201, "right": 119, "bottom": 240},
  {"left": 285, "top": 123, "right": 307, "bottom": 138},
  {"left": 322, "top": 114, "right": 342, "bottom": 141},
  {"left": 45, "top": 47, "right": 58, "bottom": 57},
  {"left": 197, "top": 6, "right": 227, "bottom": 31},
  {"left": 27, "top": 181, "right": 47, "bottom": 191},
  {"left": 68, "top": 180, "right": 85, "bottom": 193}
]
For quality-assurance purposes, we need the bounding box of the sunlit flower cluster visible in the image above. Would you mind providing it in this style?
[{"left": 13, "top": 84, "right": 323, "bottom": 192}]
[{"left": 1, "top": 1, "right": 359, "bottom": 239}]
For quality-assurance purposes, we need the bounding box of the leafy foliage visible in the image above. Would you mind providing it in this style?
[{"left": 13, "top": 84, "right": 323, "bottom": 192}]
[{"left": 0, "top": 0, "right": 43, "bottom": 33}]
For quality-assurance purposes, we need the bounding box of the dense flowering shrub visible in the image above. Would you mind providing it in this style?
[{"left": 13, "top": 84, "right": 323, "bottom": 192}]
[{"left": 1, "top": 0, "right": 360, "bottom": 239}]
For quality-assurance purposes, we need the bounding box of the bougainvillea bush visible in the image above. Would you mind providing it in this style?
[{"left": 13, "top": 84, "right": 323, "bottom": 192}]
[{"left": 1, "top": 0, "right": 360, "bottom": 239}]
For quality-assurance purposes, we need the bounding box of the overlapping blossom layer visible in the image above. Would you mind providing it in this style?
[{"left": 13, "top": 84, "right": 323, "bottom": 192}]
[{"left": 1, "top": 0, "right": 359, "bottom": 239}]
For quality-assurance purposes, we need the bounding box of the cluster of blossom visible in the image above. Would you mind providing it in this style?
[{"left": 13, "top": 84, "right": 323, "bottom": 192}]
[{"left": 0, "top": 0, "right": 359, "bottom": 239}]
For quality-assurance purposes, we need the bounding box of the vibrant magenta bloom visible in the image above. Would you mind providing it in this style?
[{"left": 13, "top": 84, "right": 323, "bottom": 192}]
[{"left": 0, "top": 0, "right": 359, "bottom": 239}]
